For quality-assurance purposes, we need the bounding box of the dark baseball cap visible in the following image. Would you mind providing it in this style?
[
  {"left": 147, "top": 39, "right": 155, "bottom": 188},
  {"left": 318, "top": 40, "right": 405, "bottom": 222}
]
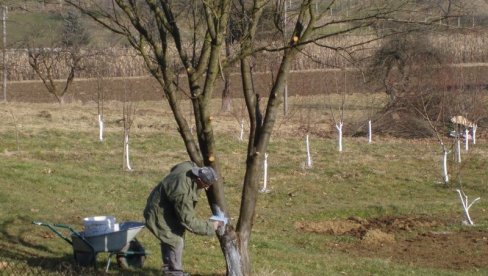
[{"left": 191, "top": 166, "right": 218, "bottom": 185}]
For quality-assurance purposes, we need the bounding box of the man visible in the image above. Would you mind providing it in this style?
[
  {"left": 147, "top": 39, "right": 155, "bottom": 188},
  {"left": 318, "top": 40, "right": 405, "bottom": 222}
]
[{"left": 144, "top": 161, "right": 221, "bottom": 275}]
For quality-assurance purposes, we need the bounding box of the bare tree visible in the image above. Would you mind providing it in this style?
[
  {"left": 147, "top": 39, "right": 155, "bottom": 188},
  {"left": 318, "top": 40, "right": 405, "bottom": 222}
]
[
  {"left": 67, "top": 0, "right": 452, "bottom": 274},
  {"left": 455, "top": 188, "right": 480, "bottom": 225},
  {"left": 414, "top": 89, "right": 455, "bottom": 185},
  {"left": 25, "top": 9, "right": 89, "bottom": 104}
]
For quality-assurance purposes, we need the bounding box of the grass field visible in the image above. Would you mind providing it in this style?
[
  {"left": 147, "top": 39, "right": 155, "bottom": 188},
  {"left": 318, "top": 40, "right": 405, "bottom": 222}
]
[{"left": 1, "top": 95, "right": 488, "bottom": 275}]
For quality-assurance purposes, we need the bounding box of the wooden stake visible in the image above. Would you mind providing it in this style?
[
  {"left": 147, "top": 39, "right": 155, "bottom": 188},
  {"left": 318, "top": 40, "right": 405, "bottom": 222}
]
[{"left": 2, "top": 6, "right": 7, "bottom": 103}]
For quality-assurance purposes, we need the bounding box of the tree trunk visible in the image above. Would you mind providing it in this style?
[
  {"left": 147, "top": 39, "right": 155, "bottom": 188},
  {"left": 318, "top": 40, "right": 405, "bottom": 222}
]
[
  {"left": 215, "top": 228, "right": 254, "bottom": 276},
  {"left": 221, "top": 42, "right": 233, "bottom": 113},
  {"left": 221, "top": 70, "right": 232, "bottom": 113},
  {"left": 220, "top": 227, "right": 245, "bottom": 276},
  {"left": 59, "top": 95, "right": 65, "bottom": 105}
]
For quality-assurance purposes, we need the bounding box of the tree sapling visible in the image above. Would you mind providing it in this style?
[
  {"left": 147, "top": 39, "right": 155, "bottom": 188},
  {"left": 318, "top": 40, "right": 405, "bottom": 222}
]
[{"left": 455, "top": 189, "right": 480, "bottom": 225}]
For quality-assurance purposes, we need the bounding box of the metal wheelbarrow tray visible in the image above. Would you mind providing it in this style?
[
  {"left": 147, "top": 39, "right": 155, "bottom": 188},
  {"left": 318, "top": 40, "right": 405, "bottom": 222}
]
[{"left": 33, "top": 221, "right": 147, "bottom": 271}]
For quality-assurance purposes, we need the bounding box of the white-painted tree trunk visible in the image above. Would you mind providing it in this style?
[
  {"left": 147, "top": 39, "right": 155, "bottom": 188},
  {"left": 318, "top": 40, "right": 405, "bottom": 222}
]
[
  {"left": 368, "top": 120, "right": 372, "bottom": 144},
  {"left": 305, "top": 134, "right": 312, "bottom": 168},
  {"left": 464, "top": 129, "right": 469, "bottom": 151},
  {"left": 456, "top": 139, "right": 461, "bottom": 163},
  {"left": 455, "top": 189, "right": 480, "bottom": 225},
  {"left": 98, "top": 114, "right": 104, "bottom": 141},
  {"left": 472, "top": 125, "right": 477, "bottom": 145},
  {"left": 239, "top": 120, "right": 244, "bottom": 141},
  {"left": 259, "top": 153, "right": 269, "bottom": 193},
  {"left": 442, "top": 147, "right": 449, "bottom": 184},
  {"left": 336, "top": 122, "right": 343, "bottom": 152},
  {"left": 124, "top": 132, "right": 132, "bottom": 171}
]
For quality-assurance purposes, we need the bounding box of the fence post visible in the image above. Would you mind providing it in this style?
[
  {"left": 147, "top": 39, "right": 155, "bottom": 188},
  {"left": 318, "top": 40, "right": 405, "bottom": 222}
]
[{"left": 2, "top": 6, "right": 7, "bottom": 103}]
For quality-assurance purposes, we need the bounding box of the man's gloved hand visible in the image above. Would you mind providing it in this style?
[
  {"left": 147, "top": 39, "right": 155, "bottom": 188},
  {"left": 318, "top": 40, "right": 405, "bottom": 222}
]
[{"left": 212, "top": 220, "right": 224, "bottom": 230}]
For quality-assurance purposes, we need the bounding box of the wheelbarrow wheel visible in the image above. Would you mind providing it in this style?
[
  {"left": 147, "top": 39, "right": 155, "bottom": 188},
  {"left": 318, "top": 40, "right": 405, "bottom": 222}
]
[{"left": 116, "top": 239, "right": 146, "bottom": 270}]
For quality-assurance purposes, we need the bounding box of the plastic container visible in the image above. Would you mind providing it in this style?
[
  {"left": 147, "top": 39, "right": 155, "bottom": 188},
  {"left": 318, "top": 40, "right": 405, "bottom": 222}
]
[{"left": 83, "top": 216, "right": 116, "bottom": 237}]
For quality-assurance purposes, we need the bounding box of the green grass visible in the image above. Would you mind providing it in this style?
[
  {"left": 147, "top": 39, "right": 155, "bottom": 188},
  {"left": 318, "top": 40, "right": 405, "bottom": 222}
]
[
  {"left": 6, "top": 6, "right": 121, "bottom": 48},
  {"left": 8, "top": 11, "right": 63, "bottom": 46},
  {"left": 1, "top": 99, "right": 488, "bottom": 275}
]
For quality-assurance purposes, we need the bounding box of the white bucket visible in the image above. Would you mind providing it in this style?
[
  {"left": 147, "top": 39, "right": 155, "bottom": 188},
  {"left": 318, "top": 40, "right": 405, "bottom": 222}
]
[{"left": 83, "top": 216, "right": 116, "bottom": 237}]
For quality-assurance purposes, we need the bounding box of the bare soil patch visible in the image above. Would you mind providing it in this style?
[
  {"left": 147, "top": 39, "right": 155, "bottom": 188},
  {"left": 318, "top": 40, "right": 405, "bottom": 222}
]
[{"left": 296, "top": 216, "right": 488, "bottom": 271}]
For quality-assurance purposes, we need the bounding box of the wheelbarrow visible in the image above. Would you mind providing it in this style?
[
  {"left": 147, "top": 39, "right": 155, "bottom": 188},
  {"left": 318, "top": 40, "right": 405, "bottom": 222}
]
[{"left": 33, "top": 221, "right": 147, "bottom": 272}]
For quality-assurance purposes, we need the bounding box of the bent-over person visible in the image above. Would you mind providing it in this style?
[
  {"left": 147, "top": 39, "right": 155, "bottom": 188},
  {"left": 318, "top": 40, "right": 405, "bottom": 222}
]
[{"left": 144, "top": 161, "right": 221, "bottom": 275}]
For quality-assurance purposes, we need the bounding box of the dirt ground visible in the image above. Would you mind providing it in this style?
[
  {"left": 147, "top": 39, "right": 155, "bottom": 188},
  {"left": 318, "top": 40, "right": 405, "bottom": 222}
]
[
  {"left": 6, "top": 65, "right": 488, "bottom": 103},
  {"left": 295, "top": 215, "right": 488, "bottom": 271},
  {"left": 0, "top": 71, "right": 386, "bottom": 103}
]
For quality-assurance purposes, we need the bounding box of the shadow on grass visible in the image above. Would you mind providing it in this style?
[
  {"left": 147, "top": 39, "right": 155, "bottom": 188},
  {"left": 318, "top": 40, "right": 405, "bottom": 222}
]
[
  {"left": 191, "top": 274, "right": 226, "bottom": 276},
  {"left": 0, "top": 216, "right": 161, "bottom": 275}
]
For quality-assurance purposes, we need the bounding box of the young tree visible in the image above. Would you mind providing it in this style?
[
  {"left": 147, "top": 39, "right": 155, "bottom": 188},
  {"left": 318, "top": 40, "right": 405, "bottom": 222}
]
[
  {"left": 67, "top": 0, "right": 452, "bottom": 274},
  {"left": 26, "top": 9, "right": 89, "bottom": 104},
  {"left": 415, "top": 90, "right": 455, "bottom": 185},
  {"left": 122, "top": 94, "right": 135, "bottom": 171},
  {"left": 95, "top": 63, "right": 105, "bottom": 142},
  {"left": 328, "top": 71, "right": 347, "bottom": 152}
]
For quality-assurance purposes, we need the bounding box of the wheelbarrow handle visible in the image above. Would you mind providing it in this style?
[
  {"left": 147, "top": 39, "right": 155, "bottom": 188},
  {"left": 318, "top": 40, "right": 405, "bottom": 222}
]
[
  {"left": 32, "top": 221, "right": 73, "bottom": 245},
  {"left": 54, "top": 223, "right": 78, "bottom": 232}
]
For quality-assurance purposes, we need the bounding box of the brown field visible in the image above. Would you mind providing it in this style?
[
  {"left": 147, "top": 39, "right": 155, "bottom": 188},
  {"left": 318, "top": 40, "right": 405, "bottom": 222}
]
[{"left": 4, "top": 64, "right": 488, "bottom": 104}]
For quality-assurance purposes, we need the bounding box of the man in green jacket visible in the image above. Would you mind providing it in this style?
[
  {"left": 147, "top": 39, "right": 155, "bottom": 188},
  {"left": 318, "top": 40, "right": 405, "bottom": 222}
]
[{"left": 144, "top": 161, "right": 220, "bottom": 275}]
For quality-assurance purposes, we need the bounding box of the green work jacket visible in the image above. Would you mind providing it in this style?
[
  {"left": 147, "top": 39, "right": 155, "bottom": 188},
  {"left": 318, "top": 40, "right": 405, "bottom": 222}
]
[{"left": 143, "top": 161, "right": 214, "bottom": 246}]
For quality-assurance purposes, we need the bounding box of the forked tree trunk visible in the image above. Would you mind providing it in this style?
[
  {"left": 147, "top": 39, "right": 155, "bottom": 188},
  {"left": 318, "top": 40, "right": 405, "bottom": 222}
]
[
  {"left": 336, "top": 121, "right": 343, "bottom": 152},
  {"left": 67, "top": 1, "right": 315, "bottom": 275}
]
